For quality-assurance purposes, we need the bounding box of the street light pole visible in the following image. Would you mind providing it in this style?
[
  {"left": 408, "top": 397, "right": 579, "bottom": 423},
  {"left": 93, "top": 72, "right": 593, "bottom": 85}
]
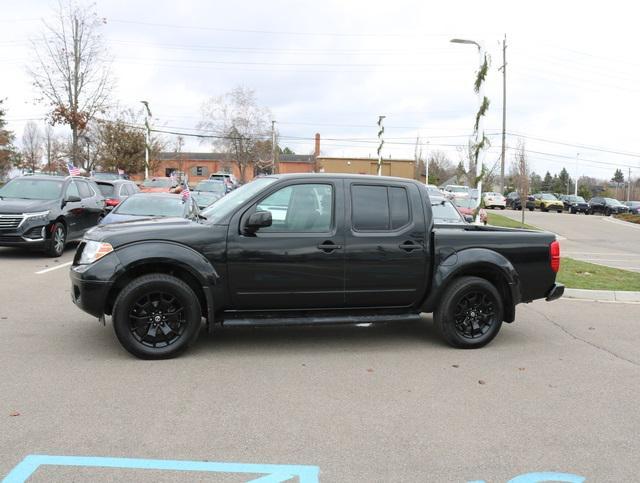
[
  {"left": 141, "top": 100, "right": 152, "bottom": 180},
  {"left": 575, "top": 152, "right": 579, "bottom": 196}
]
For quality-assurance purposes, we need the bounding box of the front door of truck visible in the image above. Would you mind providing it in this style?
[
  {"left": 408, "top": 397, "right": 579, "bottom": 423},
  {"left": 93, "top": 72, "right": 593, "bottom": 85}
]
[{"left": 226, "top": 180, "right": 345, "bottom": 310}]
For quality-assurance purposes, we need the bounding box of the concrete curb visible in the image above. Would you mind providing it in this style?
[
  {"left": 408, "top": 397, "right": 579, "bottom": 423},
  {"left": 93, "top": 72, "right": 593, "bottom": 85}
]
[
  {"left": 602, "top": 216, "right": 640, "bottom": 230},
  {"left": 564, "top": 288, "right": 640, "bottom": 302}
]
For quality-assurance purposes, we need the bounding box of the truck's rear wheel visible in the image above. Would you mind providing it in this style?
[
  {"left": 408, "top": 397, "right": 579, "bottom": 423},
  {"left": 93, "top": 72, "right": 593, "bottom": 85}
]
[
  {"left": 112, "top": 274, "right": 202, "bottom": 359},
  {"left": 434, "top": 276, "right": 503, "bottom": 348}
]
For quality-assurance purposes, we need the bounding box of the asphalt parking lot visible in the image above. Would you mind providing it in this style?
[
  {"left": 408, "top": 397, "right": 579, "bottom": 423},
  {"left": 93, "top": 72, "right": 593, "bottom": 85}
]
[
  {"left": 497, "top": 209, "right": 640, "bottom": 272},
  {"left": 1, "top": 246, "right": 640, "bottom": 482}
]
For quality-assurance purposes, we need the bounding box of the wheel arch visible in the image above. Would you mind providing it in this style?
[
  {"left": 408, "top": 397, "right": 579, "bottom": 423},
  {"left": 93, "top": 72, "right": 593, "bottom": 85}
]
[
  {"left": 422, "top": 248, "right": 520, "bottom": 322},
  {"left": 104, "top": 242, "right": 218, "bottom": 325}
]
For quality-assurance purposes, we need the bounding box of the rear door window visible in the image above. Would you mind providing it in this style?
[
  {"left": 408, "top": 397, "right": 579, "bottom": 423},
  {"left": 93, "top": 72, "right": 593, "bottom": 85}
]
[{"left": 351, "top": 185, "right": 411, "bottom": 231}]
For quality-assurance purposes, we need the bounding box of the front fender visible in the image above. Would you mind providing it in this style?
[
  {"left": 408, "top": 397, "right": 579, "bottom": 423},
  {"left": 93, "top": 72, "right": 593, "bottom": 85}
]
[
  {"left": 421, "top": 248, "right": 521, "bottom": 317},
  {"left": 113, "top": 241, "right": 219, "bottom": 286}
]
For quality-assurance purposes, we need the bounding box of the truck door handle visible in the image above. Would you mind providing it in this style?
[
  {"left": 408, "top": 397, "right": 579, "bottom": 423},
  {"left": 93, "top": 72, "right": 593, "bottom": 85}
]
[
  {"left": 317, "top": 241, "right": 342, "bottom": 253},
  {"left": 399, "top": 241, "right": 422, "bottom": 252}
]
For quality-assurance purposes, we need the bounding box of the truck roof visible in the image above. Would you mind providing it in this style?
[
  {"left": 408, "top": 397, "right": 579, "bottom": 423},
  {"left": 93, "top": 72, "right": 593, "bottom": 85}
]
[{"left": 266, "top": 172, "right": 423, "bottom": 185}]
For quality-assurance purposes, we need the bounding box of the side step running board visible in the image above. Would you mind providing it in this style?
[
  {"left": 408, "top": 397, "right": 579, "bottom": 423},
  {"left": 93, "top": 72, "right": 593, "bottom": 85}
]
[{"left": 222, "top": 312, "right": 423, "bottom": 327}]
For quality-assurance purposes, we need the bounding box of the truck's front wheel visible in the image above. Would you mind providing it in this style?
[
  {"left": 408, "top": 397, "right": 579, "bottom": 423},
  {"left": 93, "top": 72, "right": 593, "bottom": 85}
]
[
  {"left": 434, "top": 276, "right": 503, "bottom": 348},
  {"left": 112, "top": 274, "right": 202, "bottom": 359}
]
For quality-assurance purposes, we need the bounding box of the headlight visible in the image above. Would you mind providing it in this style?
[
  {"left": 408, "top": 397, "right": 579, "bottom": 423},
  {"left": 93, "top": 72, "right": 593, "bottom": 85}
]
[
  {"left": 22, "top": 210, "right": 50, "bottom": 222},
  {"left": 78, "top": 240, "right": 113, "bottom": 265}
]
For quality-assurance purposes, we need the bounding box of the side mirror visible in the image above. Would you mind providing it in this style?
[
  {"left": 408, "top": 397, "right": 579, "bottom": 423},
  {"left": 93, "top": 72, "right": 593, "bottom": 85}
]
[
  {"left": 464, "top": 215, "right": 474, "bottom": 223},
  {"left": 66, "top": 195, "right": 81, "bottom": 203},
  {"left": 244, "top": 210, "right": 272, "bottom": 234}
]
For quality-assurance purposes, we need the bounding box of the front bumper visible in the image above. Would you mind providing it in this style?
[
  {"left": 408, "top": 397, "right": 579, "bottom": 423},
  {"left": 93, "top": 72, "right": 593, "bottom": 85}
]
[
  {"left": 70, "top": 252, "right": 122, "bottom": 319},
  {"left": 546, "top": 283, "right": 565, "bottom": 302},
  {"left": 0, "top": 223, "right": 50, "bottom": 247},
  {"left": 570, "top": 204, "right": 589, "bottom": 212}
]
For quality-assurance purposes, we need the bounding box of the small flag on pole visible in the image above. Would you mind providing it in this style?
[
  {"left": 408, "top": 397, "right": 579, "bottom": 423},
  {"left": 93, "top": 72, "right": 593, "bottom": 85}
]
[
  {"left": 181, "top": 183, "right": 191, "bottom": 201},
  {"left": 67, "top": 162, "right": 81, "bottom": 176}
]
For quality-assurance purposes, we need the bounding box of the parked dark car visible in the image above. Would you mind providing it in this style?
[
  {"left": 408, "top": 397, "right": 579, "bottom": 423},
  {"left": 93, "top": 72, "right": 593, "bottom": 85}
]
[
  {"left": 70, "top": 174, "right": 563, "bottom": 359},
  {"left": 209, "top": 172, "right": 239, "bottom": 192},
  {"left": 0, "top": 175, "right": 105, "bottom": 256},
  {"left": 191, "top": 180, "right": 226, "bottom": 209},
  {"left": 95, "top": 180, "right": 139, "bottom": 211},
  {"left": 506, "top": 192, "right": 535, "bottom": 211},
  {"left": 588, "top": 197, "right": 629, "bottom": 215},
  {"left": 624, "top": 201, "right": 640, "bottom": 214},
  {"left": 562, "top": 195, "right": 589, "bottom": 214},
  {"left": 99, "top": 193, "right": 200, "bottom": 225}
]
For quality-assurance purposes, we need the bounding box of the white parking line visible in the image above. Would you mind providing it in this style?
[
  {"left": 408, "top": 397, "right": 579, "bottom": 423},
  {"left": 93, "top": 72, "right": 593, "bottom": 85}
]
[{"left": 35, "top": 261, "right": 72, "bottom": 275}]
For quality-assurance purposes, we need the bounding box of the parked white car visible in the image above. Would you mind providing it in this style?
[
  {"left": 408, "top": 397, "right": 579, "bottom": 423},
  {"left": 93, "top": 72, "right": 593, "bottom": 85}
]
[
  {"left": 443, "top": 185, "right": 470, "bottom": 199},
  {"left": 483, "top": 192, "right": 506, "bottom": 209}
]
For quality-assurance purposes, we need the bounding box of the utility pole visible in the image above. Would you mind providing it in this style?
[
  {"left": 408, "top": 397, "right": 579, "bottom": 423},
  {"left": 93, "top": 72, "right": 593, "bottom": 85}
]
[
  {"left": 141, "top": 100, "right": 152, "bottom": 180},
  {"left": 574, "top": 152, "right": 579, "bottom": 196},
  {"left": 628, "top": 167, "right": 632, "bottom": 201},
  {"left": 499, "top": 34, "right": 507, "bottom": 195},
  {"left": 271, "top": 120, "right": 277, "bottom": 174},
  {"left": 376, "top": 115, "right": 385, "bottom": 176}
]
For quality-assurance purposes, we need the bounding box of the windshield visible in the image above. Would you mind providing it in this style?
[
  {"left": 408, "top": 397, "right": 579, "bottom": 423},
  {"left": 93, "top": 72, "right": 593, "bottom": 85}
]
[
  {"left": 93, "top": 172, "right": 120, "bottom": 180},
  {"left": 96, "top": 183, "right": 115, "bottom": 196},
  {"left": 541, "top": 194, "right": 558, "bottom": 200},
  {"left": 114, "top": 195, "right": 184, "bottom": 217},
  {"left": 142, "top": 178, "right": 173, "bottom": 188},
  {"left": 568, "top": 196, "right": 585, "bottom": 203},
  {"left": 195, "top": 181, "right": 226, "bottom": 193},
  {"left": 431, "top": 199, "right": 464, "bottom": 224},
  {"left": 447, "top": 186, "right": 468, "bottom": 193},
  {"left": 201, "top": 177, "right": 277, "bottom": 223},
  {"left": 453, "top": 197, "right": 477, "bottom": 209},
  {"left": 0, "top": 178, "right": 64, "bottom": 200},
  {"left": 192, "top": 192, "right": 221, "bottom": 206},
  {"left": 605, "top": 198, "right": 622, "bottom": 205}
]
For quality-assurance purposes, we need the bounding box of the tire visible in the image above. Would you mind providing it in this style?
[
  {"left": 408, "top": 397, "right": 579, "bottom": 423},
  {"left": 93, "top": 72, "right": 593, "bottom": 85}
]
[
  {"left": 542, "top": 207, "right": 548, "bottom": 212},
  {"left": 528, "top": 207, "right": 534, "bottom": 211},
  {"left": 557, "top": 209, "right": 562, "bottom": 213},
  {"left": 605, "top": 208, "right": 611, "bottom": 216},
  {"left": 112, "top": 274, "right": 202, "bottom": 359},
  {"left": 570, "top": 208, "right": 576, "bottom": 214},
  {"left": 500, "top": 206, "right": 505, "bottom": 210},
  {"left": 433, "top": 276, "right": 504, "bottom": 349},
  {"left": 44, "top": 222, "right": 66, "bottom": 257}
]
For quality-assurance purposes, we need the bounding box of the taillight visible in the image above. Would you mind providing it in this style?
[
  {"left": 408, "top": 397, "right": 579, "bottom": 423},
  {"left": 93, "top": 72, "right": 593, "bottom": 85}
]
[
  {"left": 550, "top": 240, "right": 560, "bottom": 272},
  {"left": 105, "top": 198, "right": 120, "bottom": 206}
]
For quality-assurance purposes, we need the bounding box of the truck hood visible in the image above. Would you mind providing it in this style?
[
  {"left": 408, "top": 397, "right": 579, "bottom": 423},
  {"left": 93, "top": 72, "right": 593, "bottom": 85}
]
[
  {"left": 85, "top": 217, "right": 219, "bottom": 249},
  {"left": 0, "top": 198, "right": 58, "bottom": 214}
]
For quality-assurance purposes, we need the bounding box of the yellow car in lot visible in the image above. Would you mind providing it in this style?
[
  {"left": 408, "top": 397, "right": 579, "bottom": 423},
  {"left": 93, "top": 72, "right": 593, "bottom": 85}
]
[{"left": 533, "top": 193, "right": 564, "bottom": 213}]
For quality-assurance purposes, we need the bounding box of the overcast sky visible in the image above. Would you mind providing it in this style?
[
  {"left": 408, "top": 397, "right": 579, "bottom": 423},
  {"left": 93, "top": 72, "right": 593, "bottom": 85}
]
[{"left": 2, "top": 0, "right": 640, "bottom": 181}]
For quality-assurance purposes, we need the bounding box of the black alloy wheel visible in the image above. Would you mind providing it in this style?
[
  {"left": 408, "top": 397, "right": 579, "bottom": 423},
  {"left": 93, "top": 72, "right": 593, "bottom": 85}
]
[
  {"left": 452, "top": 291, "right": 498, "bottom": 340},
  {"left": 434, "top": 276, "right": 504, "bottom": 348},
  {"left": 112, "top": 274, "right": 202, "bottom": 359}
]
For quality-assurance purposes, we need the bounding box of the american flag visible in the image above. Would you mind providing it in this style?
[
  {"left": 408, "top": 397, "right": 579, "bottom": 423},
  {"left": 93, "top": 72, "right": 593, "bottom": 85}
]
[
  {"left": 67, "top": 162, "right": 81, "bottom": 176},
  {"left": 117, "top": 168, "right": 125, "bottom": 175},
  {"left": 181, "top": 183, "right": 191, "bottom": 201}
]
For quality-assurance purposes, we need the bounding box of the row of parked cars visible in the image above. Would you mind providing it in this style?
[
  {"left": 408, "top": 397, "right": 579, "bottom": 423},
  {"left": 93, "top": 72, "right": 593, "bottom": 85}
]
[
  {"left": 0, "top": 172, "right": 236, "bottom": 257},
  {"left": 504, "top": 191, "right": 637, "bottom": 215}
]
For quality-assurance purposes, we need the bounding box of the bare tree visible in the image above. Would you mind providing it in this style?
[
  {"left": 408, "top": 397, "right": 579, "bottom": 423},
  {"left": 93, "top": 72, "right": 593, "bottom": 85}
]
[
  {"left": 43, "top": 124, "right": 65, "bottom": 173},
  {"left": 29, "top": 1, "right": 113, "bottom": 170},
  {"left": 198, "top": 86, "right": 271, "bottom": 182},
  {"left": 21, "top": 121, "right": 44, "bottom": 173},
  {"left": 427, "top": 150, "right": 454, "bottom": 185}
]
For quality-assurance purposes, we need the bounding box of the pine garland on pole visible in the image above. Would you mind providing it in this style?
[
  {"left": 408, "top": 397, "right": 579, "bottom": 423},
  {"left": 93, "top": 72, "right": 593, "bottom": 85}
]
[{"left": 376, "top": 115, "right": 385, "bottom": 176}]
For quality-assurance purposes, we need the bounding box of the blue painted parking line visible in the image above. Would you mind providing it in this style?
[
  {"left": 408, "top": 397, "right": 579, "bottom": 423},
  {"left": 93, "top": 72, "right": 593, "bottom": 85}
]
[{"left": 2, "top": 455, "right": 319, "bottom": 483}]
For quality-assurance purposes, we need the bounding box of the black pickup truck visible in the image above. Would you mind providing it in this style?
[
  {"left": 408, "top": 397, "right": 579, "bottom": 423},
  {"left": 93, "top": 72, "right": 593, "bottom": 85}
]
[{"left": 70, "top": 174, "right": 564, "bottom": 359}]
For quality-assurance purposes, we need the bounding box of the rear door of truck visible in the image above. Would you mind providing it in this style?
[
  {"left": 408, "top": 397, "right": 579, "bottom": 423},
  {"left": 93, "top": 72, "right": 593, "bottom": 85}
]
[{"left": 343, "top": 179, "right": 429, "bottom": 307}]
